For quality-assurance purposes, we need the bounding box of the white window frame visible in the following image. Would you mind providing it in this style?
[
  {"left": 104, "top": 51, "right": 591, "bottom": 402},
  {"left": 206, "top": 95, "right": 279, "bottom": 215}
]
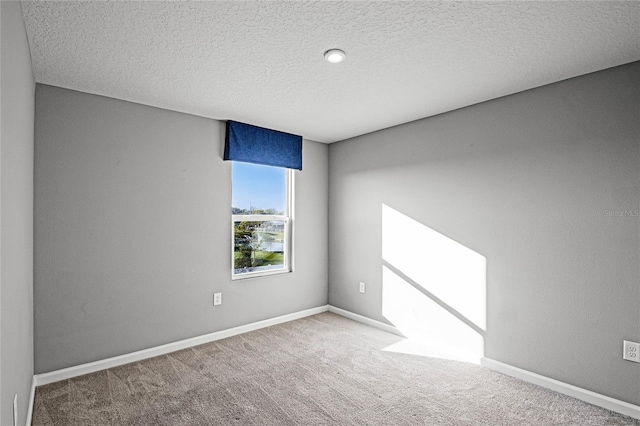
[{"left": 231, "top": 166, "right": 293, "bottom": 280}]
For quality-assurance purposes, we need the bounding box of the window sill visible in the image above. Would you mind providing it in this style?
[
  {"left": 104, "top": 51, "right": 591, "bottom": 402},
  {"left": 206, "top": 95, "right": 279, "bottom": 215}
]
[{"left": 232, "top": 268, "right": 292, "bottom": 281}]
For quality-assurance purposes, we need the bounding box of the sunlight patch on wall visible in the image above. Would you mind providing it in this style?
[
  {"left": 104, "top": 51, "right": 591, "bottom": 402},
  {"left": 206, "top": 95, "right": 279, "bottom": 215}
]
[{"left": 381, "top": 204, "right": 486, "bottom": 363}]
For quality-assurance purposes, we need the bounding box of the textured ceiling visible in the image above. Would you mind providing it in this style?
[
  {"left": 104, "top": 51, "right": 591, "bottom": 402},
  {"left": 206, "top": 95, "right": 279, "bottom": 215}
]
[{"left": 21, "top": 1, "right": 640, "bottom": 143}]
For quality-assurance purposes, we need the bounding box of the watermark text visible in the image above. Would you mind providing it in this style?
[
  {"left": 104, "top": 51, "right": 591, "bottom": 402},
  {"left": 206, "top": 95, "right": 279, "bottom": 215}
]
[{"left": 605, "top": 209, "right": 639, "bottom": 217}]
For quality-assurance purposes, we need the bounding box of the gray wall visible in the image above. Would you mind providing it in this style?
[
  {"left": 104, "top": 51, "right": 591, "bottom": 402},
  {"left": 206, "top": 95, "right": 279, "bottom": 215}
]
[
  {"left": 1, "top": 1, "right": 35, "bottom": 424},
  {"left": 329, "top": 62, "right": 640, "bottom": 404},
  {"left": 34, "top": 85, "right": 328, "bottom": 373}
]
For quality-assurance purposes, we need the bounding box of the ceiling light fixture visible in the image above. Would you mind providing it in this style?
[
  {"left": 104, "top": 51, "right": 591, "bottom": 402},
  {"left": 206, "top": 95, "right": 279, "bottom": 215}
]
[{"left": 324, "top": 49, "right": 346, "bottom": 64}]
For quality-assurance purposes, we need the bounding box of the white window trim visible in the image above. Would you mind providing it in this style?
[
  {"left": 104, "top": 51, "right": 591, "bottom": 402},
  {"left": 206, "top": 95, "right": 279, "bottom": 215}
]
[{"left": 231, "top": 168, "right": 293, "bottom": 280}]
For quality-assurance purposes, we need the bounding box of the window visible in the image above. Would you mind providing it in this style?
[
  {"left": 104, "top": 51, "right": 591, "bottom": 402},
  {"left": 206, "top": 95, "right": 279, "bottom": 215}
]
[{"left": 231, "top": 162, "right": 293, "bottom": 279}]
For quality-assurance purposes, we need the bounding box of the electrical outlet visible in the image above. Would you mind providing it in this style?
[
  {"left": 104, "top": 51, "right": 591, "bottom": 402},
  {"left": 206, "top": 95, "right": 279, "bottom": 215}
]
[
  {"left": 213, "top": 292, "right": 222, "bottom": 306},
  {"left": 623, "top": 340, "right": 640, "bottom": 363},
  {"left": 13, "top": 394, "right": 18, "bottom": 426},
  {"left": 359, "top": 282, "right": 366, "bottom": 293}
]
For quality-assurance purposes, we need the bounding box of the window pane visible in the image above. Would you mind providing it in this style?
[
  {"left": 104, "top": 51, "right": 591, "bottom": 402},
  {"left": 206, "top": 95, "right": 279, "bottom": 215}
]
[
  {"left": 234, "top": 220, "right": 286, "bottom": 274},
  {"left": 232, "top": 162, "right": 286, "bottom": 215}
]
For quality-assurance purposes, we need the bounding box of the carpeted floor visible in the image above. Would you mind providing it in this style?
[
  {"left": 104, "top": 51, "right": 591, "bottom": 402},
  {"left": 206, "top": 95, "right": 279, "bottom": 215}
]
[{"left": 32, "top": 312, "right": 639, "bottom": 425}]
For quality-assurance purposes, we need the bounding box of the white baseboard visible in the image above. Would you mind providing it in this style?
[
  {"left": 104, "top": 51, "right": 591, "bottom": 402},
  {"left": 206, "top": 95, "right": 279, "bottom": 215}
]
[
  {"left": 25, "top": 376, "right": 35, "bottom": 426},
  {"left": 481, "top": 357, "right": 640, "bottom": 420},
  {"left": 34, "top": 305, "right": 329, "bottom": 387},
  {"left": 327, "top": 305, "right": 405, "bottom": 337},
  {"left": 32, "top": 306, "right": 637, "bottom": 422}
]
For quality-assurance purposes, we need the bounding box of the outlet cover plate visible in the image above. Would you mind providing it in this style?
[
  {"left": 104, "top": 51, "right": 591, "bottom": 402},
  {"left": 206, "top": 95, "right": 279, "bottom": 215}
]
[
  {"left": 623, "top": 340, "right": 640, "bottom": 363},
  {"left": 213, "top": 293, "right": 222, "bottom": 306}
]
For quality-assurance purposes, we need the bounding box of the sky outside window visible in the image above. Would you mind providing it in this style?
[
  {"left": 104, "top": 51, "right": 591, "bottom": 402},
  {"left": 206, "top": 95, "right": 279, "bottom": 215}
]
[{"left": 232, "top": 162, "right": 286, "bottom": 214}]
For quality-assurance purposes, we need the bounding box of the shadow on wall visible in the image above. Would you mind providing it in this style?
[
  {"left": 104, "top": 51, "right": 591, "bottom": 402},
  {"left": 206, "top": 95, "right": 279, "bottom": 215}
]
[{"left": 381, "top": 204, "right": 486, "bottom": 364}]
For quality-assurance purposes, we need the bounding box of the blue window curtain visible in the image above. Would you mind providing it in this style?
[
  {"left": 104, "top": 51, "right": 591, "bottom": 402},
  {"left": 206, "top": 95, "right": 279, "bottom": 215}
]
[{"left": 224, "top": 120, "right": 303, "bottom": 170}]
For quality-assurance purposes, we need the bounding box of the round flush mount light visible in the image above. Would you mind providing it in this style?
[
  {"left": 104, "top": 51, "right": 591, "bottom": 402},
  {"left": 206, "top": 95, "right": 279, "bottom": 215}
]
[{"left": 324, "top": 49, "right": 346, "bottom": 64}]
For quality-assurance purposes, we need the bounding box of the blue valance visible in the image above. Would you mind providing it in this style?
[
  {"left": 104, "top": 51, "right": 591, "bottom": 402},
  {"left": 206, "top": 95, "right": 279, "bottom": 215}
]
[{"left": 224, "top": 120, "right": 302, "bottom": 170}]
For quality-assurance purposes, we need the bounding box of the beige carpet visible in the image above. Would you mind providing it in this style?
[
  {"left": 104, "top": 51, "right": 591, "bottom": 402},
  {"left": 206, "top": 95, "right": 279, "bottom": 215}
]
[{"left": 32, "top": 312, "right": 639, "bottom": 425}]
